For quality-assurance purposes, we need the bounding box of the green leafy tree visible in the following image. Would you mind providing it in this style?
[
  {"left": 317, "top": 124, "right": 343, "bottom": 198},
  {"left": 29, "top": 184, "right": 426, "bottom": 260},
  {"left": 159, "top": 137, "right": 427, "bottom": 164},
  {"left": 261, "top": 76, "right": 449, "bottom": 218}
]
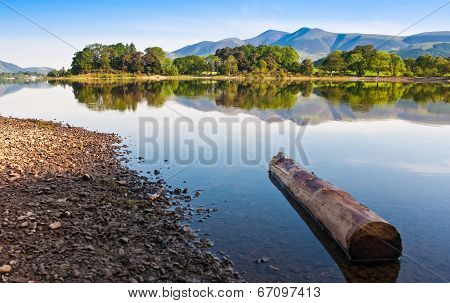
[
  {"left": 369, "top": 51, "right": 391, "bottom": 76},
  {"left": 389, "top": 54, "right": 405, "bottom": 76},
  {"left": 173, "top": 55, "right": 207, "bottom": 75},
  {"left": 346, "top": 53, "right": 366, "bottom": 76},
  {"left": 299, "top": 59, "right": 314, "bottom": 76},
  {"left": 161, "top": 58, "right": 179, "bottom": 75},
  {"left": 205, "top": 55, "right": 221, "bottom": 75},
  {"left": 320, "top": 51, "right": 345, "bottom": 75},
  {"left": 71, "top": 48, "right": 95, "bottom": 74},
  {"left": 222, "top": 55, "right": 239, "bottom": 75}
]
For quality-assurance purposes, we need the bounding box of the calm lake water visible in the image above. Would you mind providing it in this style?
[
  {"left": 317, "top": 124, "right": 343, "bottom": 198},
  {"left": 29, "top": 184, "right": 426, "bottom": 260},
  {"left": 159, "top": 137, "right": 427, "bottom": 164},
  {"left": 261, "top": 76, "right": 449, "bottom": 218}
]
[{"left": 0, "top": 80, "right": 449, "bottom": 282}]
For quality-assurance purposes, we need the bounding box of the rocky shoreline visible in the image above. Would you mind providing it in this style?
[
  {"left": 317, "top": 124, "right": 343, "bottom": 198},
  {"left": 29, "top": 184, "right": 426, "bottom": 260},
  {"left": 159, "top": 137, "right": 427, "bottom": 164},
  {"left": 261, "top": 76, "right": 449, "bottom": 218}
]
[{"left": 0, "top": 116, "right": 242, "bottom": 282}]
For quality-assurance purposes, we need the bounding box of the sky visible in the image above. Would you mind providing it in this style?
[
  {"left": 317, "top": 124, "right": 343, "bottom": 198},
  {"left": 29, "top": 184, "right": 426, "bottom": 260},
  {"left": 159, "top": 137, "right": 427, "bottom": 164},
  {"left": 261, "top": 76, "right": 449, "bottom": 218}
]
[{"left": 0, "top": 0, "right": 449, "bottom": 68}]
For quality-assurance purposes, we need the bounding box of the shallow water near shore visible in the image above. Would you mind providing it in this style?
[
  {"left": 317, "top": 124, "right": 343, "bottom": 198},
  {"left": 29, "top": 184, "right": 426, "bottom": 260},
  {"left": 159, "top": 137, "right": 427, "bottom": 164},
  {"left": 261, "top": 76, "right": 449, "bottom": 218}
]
[{"left": 1, "top": 80, "right": 449, "bottom": 282}]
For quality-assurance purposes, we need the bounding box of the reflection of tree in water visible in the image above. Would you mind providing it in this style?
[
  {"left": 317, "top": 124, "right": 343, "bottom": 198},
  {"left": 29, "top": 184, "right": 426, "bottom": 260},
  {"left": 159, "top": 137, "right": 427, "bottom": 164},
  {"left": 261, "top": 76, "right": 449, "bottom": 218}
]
[
  {"left": 143, "top": 81, "right": 178, "bottom": 107},
  {"left": 214, "top": 81, "right": 307, "bottom": 110},
  {"left": 173, "top": 80, "right": 218, "bottom": 98},
  {"left": 50, "top": 80, "right": 448, "bottom": 112},
  {"left": 402, "top": 83, "right": 449, "bottom": 103},
  {"left": 70, "top": 82, "right": 143, "bottom": 111},
  {"left": 315, "top": 82, "right": 449, "bottom": 112},
  {"left": 173, "top": 80, "right": 311, "bottom": 109},
  {"left": 60, "top": 81, "right": 177, "bottom": 111},
  {"left": 215, "top": 82, "right": 312, "bottom": 109}
]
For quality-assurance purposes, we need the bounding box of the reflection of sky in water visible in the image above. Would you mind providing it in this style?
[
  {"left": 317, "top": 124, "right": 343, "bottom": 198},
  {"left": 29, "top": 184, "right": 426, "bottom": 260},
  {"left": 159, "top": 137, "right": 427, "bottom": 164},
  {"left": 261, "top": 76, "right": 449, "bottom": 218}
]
[{"left": 0, "top": 82, "right": 449, "bottom": 282}]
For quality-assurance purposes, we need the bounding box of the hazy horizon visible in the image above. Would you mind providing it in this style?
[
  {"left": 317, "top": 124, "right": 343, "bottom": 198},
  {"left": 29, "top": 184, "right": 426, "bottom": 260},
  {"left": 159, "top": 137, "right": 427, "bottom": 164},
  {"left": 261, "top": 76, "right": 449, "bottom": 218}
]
[{"left": 0, "top": 0, "right": 449, "bottom": 68}]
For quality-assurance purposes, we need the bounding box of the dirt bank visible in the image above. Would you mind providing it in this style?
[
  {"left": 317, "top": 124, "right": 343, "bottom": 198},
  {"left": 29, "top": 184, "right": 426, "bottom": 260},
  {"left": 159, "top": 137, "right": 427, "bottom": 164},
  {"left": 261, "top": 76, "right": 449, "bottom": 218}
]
[{"left": 0, "top": 116, "right": 242, "bottom": 283}]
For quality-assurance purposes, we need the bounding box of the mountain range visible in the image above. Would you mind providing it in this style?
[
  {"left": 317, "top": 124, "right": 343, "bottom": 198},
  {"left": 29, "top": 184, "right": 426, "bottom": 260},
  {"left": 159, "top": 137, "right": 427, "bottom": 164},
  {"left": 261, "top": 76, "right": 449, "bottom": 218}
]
[
  {"left": 172, "top": 28, "right": 450, "bottom": 60},
  {"left": 0, "top": 60, "right": 53, "bottom": 74}
]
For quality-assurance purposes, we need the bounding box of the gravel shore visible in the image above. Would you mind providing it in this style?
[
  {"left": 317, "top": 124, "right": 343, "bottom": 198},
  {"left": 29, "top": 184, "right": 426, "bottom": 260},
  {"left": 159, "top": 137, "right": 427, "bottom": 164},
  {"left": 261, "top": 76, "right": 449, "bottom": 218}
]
[{"left": 0, "top": 116, "right": 242, "bottom": 282}]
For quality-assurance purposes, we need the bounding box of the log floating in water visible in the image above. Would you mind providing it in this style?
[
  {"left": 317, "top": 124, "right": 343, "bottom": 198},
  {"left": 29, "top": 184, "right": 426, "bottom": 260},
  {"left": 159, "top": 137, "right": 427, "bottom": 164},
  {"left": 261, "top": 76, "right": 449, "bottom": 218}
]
[
  {"left": 269, "top": 174, "right": 401, "bottom": 282},
  {"left": 269, "top": 152, "right": 402, "bottom": 261}
]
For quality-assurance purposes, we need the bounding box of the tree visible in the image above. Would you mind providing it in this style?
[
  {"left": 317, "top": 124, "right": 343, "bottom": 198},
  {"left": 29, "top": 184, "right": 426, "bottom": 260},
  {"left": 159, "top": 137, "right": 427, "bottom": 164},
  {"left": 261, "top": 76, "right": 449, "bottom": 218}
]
[
  {"left": 215, "top": 44, "right": 300, "bottom": 74},
  {"left": 143, "top": 51, "right": 162, "bottom": 74},
  {"left": 205, "top": 55, "right": 221, "bottom": 75},
  {"left": 173, "top": 55, "right": 207, "bottom": 75},
  {"left": 71, "top": 48, "right": 95, "bottom": 74},
  {"left": 99, "top": 49, "right": 111, "bottom": 71},
  {"left": 145, "top": 47, "right": 166, "bottom": 62},
  {"left": 320, "top": 51, "right": 345, "bottom": 75},
  {"left": 161, "top": 58, "right": 178, "bottom": 75},
  {"left": 369, "top": 51, "right": 391, "bottom": 76},
  {"left": 222, "top": 55, "right": 238, "bottom": 75},
  {"left": 346, "top": 53, "right": 366, "bottom": 76},
  {"left": 258, "top": 59, "right": 268, "bottom": 74},
  {"left": 299, "top": 59, "right": 314, "bottom": 76},
  {"left": 389, "top": 54, "right": 405, "bottom": 76},
  {"left": 129, "top": 52, "right": 144, "bottom": 73}
]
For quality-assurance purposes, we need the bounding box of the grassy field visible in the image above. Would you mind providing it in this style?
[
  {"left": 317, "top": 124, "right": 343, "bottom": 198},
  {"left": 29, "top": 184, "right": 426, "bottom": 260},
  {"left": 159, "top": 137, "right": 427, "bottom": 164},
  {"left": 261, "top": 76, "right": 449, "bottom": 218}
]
[{"left": 47, "top": 72, "right": 449, "bottom": 83}]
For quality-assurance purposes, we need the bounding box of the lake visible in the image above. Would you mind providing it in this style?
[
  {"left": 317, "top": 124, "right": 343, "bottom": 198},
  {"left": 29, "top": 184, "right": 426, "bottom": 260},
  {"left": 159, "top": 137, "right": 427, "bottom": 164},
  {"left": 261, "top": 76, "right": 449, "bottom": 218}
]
[{"left": 0, "top": 79, "right": 449, "bottom": 282}]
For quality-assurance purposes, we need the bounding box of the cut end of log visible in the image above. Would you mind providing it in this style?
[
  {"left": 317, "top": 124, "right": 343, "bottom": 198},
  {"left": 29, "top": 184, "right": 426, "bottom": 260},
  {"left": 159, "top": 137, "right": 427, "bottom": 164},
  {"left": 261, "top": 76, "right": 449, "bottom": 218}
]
[{"left": 349, "top": 221, "right": 402, "bottom": 261}]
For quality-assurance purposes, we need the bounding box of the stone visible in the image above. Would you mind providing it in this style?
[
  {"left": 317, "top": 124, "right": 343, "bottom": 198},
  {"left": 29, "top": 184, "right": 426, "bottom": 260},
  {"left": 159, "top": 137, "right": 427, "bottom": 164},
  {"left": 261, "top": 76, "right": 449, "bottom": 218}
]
[
  {"left": 81, "top": 174, "right": 92, "bottom": 181},
  {"left": 49, "top": 221, "right": 62, "bottom": 229},
  {"left": 19, "top": 221, "right": 29, "bottom": 228},
  {"left": 0, "top": 264, "right": 12, "bottom": 273},
  {"left": 254, "top": 257, "right": 269, "bottom": 264},
  {"left": 119, "top": 237, "right": 129, "bottom": 244}
]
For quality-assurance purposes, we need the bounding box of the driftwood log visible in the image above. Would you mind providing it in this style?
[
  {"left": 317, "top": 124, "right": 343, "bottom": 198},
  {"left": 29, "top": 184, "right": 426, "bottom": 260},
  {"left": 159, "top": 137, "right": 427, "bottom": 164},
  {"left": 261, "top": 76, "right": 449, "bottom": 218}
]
[{"left": 269, "top": 152, "right": 402, "bottom": 261}]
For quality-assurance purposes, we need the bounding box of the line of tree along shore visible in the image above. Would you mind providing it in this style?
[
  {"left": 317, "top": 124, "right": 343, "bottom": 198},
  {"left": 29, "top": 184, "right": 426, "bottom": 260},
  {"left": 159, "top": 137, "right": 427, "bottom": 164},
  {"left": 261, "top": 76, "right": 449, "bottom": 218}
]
[{"left": 48, "top": 43, "right": 450, "bottom": 78}]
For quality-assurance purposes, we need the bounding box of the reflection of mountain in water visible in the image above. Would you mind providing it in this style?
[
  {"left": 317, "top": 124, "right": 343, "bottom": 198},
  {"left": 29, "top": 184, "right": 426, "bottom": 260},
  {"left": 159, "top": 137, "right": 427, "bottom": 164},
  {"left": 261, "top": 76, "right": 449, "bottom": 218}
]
[
  {"left": 0, "top": 81, "right": 51, "bottom": 98},
  {"left": 48, "top": 80, "right": 450, "bottom": 125},
  {"left": 175, "top": 81, "right": 450, "bottom": 125},
  {"left": 179, "top": 94, "right": 450, "bottom": 126}
]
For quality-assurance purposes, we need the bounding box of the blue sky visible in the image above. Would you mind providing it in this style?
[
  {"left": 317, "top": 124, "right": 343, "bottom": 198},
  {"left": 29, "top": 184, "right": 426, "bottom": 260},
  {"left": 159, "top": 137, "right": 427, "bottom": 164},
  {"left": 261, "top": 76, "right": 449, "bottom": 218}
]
[{"left": 0, "top": 0, "right": 449, "bottom": 68}]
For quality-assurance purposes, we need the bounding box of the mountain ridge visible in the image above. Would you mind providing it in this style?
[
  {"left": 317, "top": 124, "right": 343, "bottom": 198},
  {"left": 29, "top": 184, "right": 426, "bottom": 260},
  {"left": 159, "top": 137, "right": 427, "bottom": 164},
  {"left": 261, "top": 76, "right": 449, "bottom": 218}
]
[
  {"left": 172, "top": 28, "right": 450, "bottom": 60},
  {"left": 0, "top": 60, "right": 54, "bottom": 74}
]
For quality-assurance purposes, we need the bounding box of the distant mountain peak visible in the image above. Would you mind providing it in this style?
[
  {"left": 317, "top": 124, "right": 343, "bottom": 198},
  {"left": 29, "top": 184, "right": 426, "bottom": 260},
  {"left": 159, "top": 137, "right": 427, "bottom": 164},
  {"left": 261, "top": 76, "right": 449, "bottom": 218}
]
[
  {"left": 245, "top": 29, "right": 289, "bottom": 46},
  {"left": 170, "top": 28, "right": 450, "bottom": 60},
  {"left": 0, "top": 60, "right": 53, "bottom": 74}
]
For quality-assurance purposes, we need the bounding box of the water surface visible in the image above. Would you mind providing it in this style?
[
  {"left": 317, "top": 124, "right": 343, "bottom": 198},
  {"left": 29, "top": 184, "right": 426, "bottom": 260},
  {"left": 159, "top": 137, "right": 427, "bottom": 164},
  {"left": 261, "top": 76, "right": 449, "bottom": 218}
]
[{"left": 1, "top": 80, "right": 449, "bottom": 282}]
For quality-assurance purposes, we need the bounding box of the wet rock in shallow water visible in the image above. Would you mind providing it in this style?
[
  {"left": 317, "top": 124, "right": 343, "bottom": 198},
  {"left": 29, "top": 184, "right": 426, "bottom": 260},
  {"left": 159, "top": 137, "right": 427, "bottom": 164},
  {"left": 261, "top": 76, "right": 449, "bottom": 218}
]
[
  {"left": 154, "top": 169, "right": 160, "bottom": 175},
  {"left": 254, "top": 257, "right": 269, "bottom": 264}
]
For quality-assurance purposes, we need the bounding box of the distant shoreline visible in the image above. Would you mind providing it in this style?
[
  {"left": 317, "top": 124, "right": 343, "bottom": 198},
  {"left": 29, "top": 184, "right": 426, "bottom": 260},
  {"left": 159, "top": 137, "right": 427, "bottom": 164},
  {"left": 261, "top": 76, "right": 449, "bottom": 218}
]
[{"left": 47, "top": 74, "right": 450, "bottom": 83}]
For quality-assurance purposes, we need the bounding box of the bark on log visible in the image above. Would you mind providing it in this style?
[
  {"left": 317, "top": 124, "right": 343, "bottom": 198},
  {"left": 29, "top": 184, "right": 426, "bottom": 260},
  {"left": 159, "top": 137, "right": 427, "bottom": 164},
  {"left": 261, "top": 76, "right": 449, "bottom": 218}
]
[{"left": 269, "top": 152, "right": 402, "bottom": 261}]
